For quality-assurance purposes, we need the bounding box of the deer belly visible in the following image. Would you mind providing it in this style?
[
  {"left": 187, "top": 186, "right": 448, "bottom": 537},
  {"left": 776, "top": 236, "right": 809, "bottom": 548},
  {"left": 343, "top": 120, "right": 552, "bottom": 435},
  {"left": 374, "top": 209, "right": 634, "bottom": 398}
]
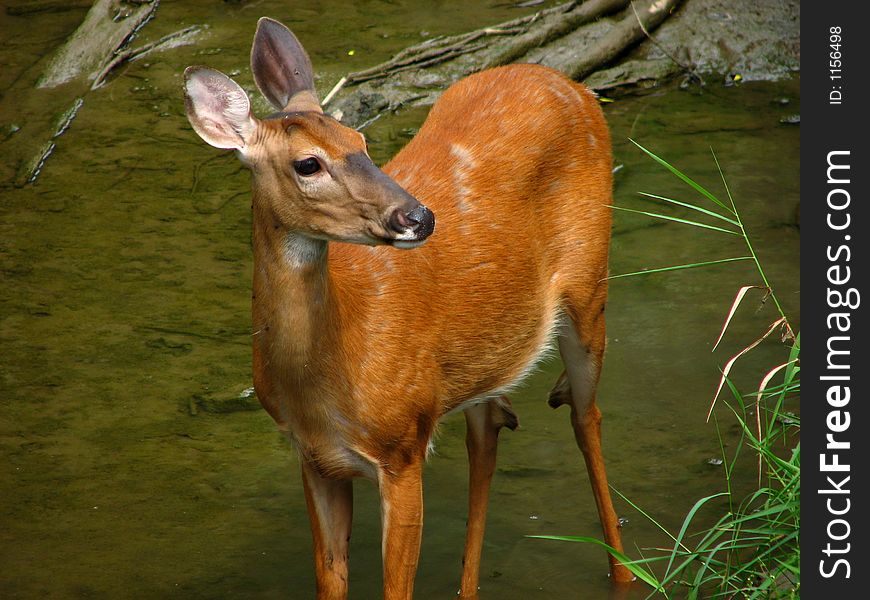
[{"left": 439, "top": 301, "right": 560, "bottom": 408}]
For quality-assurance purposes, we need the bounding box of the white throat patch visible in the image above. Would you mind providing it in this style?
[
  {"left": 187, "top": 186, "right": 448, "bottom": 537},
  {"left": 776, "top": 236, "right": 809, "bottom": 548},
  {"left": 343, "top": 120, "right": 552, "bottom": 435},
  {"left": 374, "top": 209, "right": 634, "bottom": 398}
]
[{"left": 283, "top": 233, "right": 325, "bottom": 268}]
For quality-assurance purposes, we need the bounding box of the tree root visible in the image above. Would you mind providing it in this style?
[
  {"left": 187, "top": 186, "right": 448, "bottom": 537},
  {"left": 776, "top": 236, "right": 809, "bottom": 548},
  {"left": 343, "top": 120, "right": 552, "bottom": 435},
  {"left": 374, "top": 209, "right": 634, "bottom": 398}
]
[
  {"left": 485, "top": 0, "right": 629, "bottom": 68},
  {"left": 565, "top": 0, "right": 683, "bottom": 80},
  {"left": 37, "top": 0, "right": 160, "bottom": 89},
  {"left": 91, "top": 24, "right": 202, "bottom": 90},
  {"left": 344, "top": 28, "right": 524, "bottom": 86},
  {"left": 338, "top": 0, "right": 626, "bottom": 87},
  {"left": 4, "top": 1, "right": 202, "bottom": 186},
  {"left": 326, "top": 0, "right": 686, "bottom": 127}
]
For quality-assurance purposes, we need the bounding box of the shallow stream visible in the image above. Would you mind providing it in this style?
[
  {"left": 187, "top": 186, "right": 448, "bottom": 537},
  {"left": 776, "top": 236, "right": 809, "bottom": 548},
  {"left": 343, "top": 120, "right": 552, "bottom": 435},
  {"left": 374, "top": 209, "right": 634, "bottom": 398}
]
[{"left": 1, "top": 2, "right": 799, "bottom": 598}]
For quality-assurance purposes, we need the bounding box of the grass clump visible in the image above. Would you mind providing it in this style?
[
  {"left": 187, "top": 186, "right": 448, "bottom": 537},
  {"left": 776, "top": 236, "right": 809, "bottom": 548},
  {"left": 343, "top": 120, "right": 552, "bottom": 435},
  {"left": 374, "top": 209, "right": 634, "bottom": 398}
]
[{"left": 535, "top": 142, "right": 800, "bottom": 599}]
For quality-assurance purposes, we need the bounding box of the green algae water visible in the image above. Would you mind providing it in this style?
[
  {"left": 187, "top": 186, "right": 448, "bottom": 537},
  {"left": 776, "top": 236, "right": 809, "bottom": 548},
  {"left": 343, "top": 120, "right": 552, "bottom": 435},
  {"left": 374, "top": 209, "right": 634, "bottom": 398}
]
[{"left": 1, "top": 2, "right": 798, "bottom": 598}]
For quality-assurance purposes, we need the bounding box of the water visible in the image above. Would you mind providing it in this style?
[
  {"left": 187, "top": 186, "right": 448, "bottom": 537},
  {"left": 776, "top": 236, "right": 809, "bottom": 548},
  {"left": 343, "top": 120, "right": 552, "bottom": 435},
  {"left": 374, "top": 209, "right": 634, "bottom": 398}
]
[{"left": 1, "top": 2, "right": 799, "bottom": 598}]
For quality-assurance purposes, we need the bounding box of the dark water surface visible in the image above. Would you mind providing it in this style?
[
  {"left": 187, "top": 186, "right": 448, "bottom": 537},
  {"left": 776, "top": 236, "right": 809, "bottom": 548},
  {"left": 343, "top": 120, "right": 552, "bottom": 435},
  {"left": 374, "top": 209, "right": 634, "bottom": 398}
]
[{"left": 1, "top": 2, "right": 798, "bottom": 598}]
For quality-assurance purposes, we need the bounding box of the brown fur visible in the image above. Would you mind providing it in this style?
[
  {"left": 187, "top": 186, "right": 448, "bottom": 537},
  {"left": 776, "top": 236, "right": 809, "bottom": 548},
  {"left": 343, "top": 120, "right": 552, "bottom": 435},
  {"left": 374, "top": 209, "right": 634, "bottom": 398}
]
[{"left": 185, "top": 27, "right": 630, "bottom": 596}]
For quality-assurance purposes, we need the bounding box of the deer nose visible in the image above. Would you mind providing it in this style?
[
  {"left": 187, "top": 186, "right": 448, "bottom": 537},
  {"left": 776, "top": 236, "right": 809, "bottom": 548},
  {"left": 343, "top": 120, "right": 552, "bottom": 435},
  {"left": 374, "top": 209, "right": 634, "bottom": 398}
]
[
  {"left": 389, "top": 204, "right": 435, "bottom": 240},
  {"left": 405, "top": 204, "right": 435, "bottom": 239}
]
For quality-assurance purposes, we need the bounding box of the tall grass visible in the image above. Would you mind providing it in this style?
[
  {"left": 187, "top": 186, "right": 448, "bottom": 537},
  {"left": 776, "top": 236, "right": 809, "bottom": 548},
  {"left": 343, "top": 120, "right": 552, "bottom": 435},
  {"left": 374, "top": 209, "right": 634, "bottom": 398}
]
[{"left": 535, "top": 142, "right": 800, "bottom": 598}]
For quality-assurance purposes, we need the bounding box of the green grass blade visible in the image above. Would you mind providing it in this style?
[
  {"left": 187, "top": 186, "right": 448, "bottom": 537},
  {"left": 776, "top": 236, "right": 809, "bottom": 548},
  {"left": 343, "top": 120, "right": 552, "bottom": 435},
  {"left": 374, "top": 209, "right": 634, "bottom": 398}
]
[
  {"left": 566, "top": 147, "right": 800, "bottom": 598},
  {"left": 753, "top": 380, "right": 800, "bottom": 397},
  {"left": 630, "top": 139, "right": 735, "bottom": 214},
  {"left": 637, "top": 191, "right": 741, "bottom": 226},
  {"left": 608, "top": 256, "right": 753, "bottom": 280},
  {"left": 528, "top": 535, "right": 663, "bottom": 590},
  {"left": 711, "top": 148, "right": 738, "bottom": 215},
  {"left": 611, "top": 205, "right": 741, "bottom": 235},
  {"left": 611, "top": 487, "right": 687, "bottom": 550},
  {"left": 664, "top": 493, "right": 730, "bottom": 577},
  {"left": 784, "top": 332, "right": 801, "bottom": 383},
  {"left": 724, "top": 504, "right": 797, "bottom": 525}
]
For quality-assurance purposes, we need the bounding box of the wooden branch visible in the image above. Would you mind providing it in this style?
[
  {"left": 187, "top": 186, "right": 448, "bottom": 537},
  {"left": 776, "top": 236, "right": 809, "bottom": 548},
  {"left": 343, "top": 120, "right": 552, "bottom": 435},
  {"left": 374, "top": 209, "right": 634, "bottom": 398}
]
[
  {"left": 14, "top": 97, "right": 85, "bottom": 186},
  {"left": 340, "top": 1, "right": 596, "bottom": 86},
  {"left": 337, "top": 0, "right": 633, "bottom": 88},
  {"left": 324, "top": 0, "right": 685, "bottom": 129},
  {"left": 628, "top": 0, "right": 700, "bottom": 82},
  {"left": 345, "top": 27, "right": 525, "bottom": 85},
  {"left": 37, "top": 0, "right": 159, "bottom": 89},
  {"left": 565, "top": 0, "right": 683, "bottom": 80},
  {"left": 485, "top": 0, "right": 629, "bottom": 68},
  {"left": 3, "top": 0, "right": 200, "bottom": 186},
  {"left": 91, "top": 24, "right": 202, "bottom": 90},
  {"left": 321, "top": 76, "right": 347, "bottom": 106}
]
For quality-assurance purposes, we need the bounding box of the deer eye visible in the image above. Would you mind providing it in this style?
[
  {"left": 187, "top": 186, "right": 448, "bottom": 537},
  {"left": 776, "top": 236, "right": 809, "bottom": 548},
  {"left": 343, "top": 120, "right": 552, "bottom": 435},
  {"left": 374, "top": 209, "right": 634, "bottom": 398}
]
[{"left": 293, "top": 157, "right": 321, "bottom": 176}]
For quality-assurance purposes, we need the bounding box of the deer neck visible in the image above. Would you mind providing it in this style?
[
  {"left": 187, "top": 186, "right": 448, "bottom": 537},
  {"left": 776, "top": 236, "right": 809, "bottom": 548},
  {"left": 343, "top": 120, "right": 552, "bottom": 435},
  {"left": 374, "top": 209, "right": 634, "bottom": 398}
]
[{"left": 251, "top": 200, "right": 337, "bottom": 380}]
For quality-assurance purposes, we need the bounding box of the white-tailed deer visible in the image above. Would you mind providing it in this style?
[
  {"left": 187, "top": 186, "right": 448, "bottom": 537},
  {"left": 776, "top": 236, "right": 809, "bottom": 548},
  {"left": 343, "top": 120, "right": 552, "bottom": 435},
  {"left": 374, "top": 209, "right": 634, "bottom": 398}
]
[{"left": 184, "top": 17, "right": 631, "bottom": 600}]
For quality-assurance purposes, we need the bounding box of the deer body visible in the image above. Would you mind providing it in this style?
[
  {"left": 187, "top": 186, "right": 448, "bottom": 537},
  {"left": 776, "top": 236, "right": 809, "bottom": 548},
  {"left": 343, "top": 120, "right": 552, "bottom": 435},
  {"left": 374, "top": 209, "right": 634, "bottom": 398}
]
[{"left": 185, "top": 18, "right": 630, "bottom": 600}]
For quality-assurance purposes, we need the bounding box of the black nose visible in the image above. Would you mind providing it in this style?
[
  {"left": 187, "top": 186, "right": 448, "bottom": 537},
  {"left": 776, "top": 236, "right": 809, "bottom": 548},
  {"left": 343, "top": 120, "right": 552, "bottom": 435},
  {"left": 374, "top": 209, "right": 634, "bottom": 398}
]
[
  {"left": 404, "top": 204, "right": 435, "bottom": 239},
  {"left": 389, "top": 204, "right": 436, "bottom": 239}
]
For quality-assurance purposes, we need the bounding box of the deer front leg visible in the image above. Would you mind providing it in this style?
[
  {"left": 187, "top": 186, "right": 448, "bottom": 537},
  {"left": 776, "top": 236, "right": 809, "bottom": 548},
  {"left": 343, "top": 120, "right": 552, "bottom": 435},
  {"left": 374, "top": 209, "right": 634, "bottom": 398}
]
[
  {"left": 301, "top": 460, "right": 354, "bottom": 600},
  {"left": 379, "top": 460, "right": 424, "bottom": 600}
]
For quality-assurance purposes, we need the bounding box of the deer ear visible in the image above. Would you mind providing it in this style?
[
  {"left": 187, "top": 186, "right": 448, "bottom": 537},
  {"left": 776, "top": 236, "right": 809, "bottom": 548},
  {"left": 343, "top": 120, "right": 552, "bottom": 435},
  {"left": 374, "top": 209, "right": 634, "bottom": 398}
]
[
  {"left": 251, "top": 17, "right": 321, "bottom": 113},
  {"left": 184, "top": 66, "right": 256, "bottom": 150}
]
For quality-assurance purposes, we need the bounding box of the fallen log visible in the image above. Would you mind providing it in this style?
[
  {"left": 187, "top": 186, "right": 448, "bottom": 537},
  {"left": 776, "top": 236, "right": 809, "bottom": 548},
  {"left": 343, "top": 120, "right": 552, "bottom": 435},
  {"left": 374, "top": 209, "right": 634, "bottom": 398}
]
[
  {"left": 2, "top": 0, "right": 202, "bottom": 186},
  {"left": 565, "top": 0, "right": 682, "bottom": 80},
  {"left": 326, "top": 0, "right": 626, "bottom": 97},
  {"left": 485, "top": 0, "right": 629, "bottom": 68},
  {"left": 90, "top": 24, "right": 201, "bottom": 90},
  {"left": 325, "top": 0, "right": 685, "bottom": 129},
  {"left": 37, "top": 0, "right": 159, "bottom": 89}
]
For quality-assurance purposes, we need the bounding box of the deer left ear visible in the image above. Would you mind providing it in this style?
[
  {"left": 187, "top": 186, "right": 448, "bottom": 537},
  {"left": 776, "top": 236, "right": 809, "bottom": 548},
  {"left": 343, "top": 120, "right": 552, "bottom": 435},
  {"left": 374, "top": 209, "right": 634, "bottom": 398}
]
[
  {"left": 251, "top": 17, "right": 322, "bottom": 114},
  {"left": 184, "top": 66, "right": 256, "bottom": 150}
]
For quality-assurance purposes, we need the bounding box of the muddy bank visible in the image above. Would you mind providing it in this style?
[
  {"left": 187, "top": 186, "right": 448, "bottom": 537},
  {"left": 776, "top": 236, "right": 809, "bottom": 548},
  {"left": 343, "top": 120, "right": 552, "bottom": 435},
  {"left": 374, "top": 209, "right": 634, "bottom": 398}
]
[{"left": 588, "top": 0, "right": 800, "bottom": 89}]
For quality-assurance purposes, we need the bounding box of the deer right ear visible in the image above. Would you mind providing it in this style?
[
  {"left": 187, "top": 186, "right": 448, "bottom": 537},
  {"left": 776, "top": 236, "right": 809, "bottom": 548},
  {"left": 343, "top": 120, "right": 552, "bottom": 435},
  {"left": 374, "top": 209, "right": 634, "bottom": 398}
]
[
  {"left": 251, "top": 17, "right": 321, "bottom": 113},
  {"left": 184, "top": 66, "right": 256, "bottom": 150}
]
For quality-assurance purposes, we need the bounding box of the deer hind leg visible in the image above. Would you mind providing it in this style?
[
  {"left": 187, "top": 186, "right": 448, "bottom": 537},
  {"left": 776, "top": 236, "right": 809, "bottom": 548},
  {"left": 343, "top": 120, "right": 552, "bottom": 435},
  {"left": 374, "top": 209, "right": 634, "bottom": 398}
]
[
  {"left": 300, "top": 460, "right": 354, "bottom": 600},
  {"left": 551, "top": 307, "right": 633, "bottom": 583},
  {"left": 459, "top": 397, "right": 519, "bottom": 599}
]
